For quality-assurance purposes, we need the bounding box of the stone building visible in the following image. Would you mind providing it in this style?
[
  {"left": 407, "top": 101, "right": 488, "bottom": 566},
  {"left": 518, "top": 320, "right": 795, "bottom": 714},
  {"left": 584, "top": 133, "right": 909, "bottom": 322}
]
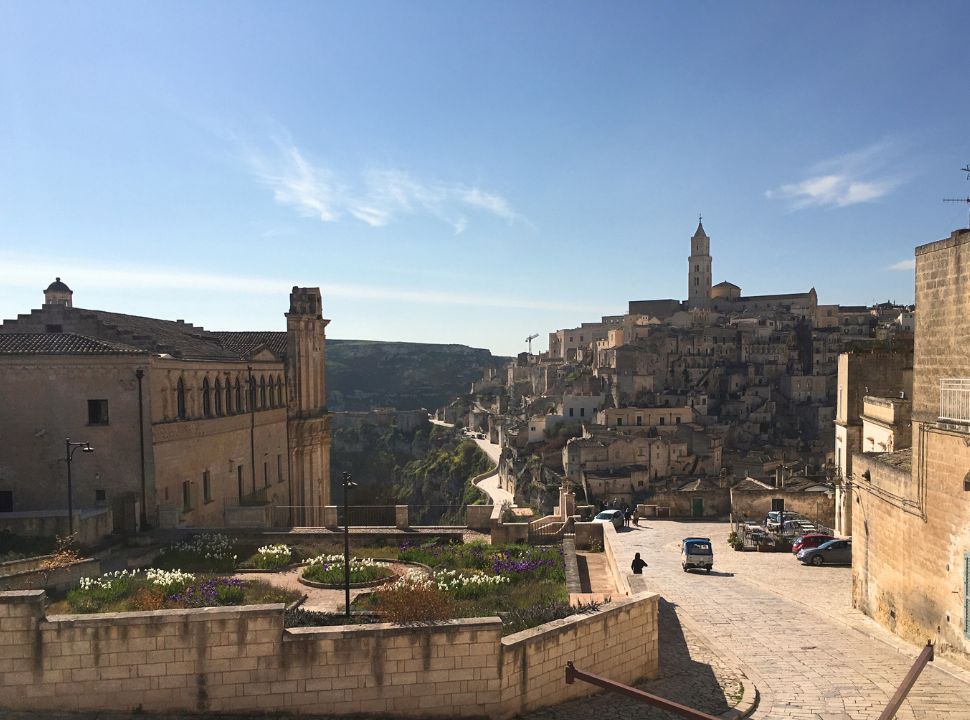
[
  {"left": 851, "top": 228, "right": 970, "bottom": 668},
  {"left": 0, "top": 280, "right": 331, "bottom": 532}
]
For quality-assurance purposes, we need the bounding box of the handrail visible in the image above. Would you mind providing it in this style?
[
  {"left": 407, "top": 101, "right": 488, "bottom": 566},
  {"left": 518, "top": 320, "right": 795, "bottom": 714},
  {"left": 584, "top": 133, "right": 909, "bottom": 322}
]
[
  {"left": 565, "top": 662, "right": 722, "bottom": 720},
  {"left": 876, "top": 641, "right": 933, "bottom": 720}
]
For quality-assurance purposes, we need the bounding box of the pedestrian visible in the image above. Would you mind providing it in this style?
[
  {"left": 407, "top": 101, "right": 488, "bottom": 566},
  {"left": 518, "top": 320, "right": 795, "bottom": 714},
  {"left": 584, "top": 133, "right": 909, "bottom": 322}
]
[
  {"left": 624, "top": 508, "right": 632, "bottom": 527},
  {"left": 631, "top": 552, "right": 647, "bottom": 574},
  {"left": 633, "top": 508, "right": 640, "bottom": 526}
]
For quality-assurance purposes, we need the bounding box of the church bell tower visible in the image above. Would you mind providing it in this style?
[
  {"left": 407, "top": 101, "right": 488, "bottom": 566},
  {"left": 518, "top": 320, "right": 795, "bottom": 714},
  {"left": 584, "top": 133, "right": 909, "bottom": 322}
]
[{"left": 687, "top": 217, "right": 712, "bottom": 309}]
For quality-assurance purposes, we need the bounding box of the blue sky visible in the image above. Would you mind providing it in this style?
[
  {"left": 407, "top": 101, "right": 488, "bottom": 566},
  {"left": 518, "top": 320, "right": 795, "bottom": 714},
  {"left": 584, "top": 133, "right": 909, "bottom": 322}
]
[{"left": 1, "top": 2, "right": 968, "bottom": 356}]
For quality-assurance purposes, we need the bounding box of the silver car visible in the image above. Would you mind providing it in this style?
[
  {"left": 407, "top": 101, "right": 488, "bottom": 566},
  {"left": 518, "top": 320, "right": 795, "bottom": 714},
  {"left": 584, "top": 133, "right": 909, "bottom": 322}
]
[{"left": 797, "top": 538, "right": 851, "bottom": 566}]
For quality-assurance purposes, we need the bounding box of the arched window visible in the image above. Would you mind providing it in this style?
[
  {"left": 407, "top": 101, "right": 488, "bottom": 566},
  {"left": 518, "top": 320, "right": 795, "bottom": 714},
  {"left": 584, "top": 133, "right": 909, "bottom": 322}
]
[
  {"left": 176, "top": 377, "right": 186, "bottom": 420},
  {"left": 235, "top": 378, "right": 242, "bottom": 414},
  {"left": 276, "top": 376, "right": 284, "bottom": 408},
  {"left": 259, "top": 376, "right": 267, "bottom": 410},
  {"left": 225, "top": 377, "right": 232, "bottom": 414},
  {"left": 202, "top": 378, "right": 211, "bottom": 417},
  {"left": 214, "top": 379, "right": 223, "bottom": 416}
]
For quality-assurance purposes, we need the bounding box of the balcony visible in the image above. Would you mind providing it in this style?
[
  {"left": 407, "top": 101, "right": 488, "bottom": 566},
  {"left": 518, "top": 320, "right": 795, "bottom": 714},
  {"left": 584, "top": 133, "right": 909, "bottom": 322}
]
[{"left": 939, "top": 378, "right": 970, "bottom": 424}]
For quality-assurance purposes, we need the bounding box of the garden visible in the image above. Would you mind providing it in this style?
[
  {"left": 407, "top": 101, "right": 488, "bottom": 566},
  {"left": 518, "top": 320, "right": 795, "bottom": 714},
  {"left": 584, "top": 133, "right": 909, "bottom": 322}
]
[{"left": 54, "top": 534, "right": 600, "bottom": 634}]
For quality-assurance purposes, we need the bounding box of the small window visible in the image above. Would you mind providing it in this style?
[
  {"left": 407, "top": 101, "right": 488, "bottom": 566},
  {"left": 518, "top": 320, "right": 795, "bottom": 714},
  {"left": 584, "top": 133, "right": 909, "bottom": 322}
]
[
  {"left": 617, "top": 418, "right": 623, "bottom": 427},
  {"left": 182, "top": 480, "right": 192, "bottom": 512},
  {"left": 0, "top": 490, "right": 12, "bottom": 512},
  {"left": 636, "top": 416, "right": 642, "bottom": 426},
  {"left": 214, "top": 379, "right": 223, "bottom": 416},
  {"left": 95, "top": 489, "right": 106, "bottom": 503},
  {"left": 569, "top": 407, "right": 574, "bottom": 417},
  {"left": 277, "top": 454, "right": 284, "bottom": 484},
  {"left": 87, "top": 399, "right": 109, "bottom": 425},
  {"left": 203, "top": 470, "right": 212, "bottom": 503},
  {"left": 660, "top": 417, "right": 665, "bottom": 425},
  {"left": 263, "top": 461, "right": 269, "bottom": 488},
  {"left": 260, "top": 377, "right": 267, "bottom": 409},
  {"left": 202, "top": 378, "right": 211, "bottom": 418},
  {"left": 237, "top": 465, "right": 244, "bottom": 499},
  {"left": 580, "top": 407, "right": 585, "bottom": 417},
  {"left": 675, "top": 417, "right": 681, "bottom": 425}
]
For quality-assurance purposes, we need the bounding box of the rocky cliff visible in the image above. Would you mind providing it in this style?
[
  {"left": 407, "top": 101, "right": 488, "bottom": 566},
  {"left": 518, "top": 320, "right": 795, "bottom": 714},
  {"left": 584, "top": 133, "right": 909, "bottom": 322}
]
[{"left": 326, "top": 339, "right": 509, "bottom": 411}]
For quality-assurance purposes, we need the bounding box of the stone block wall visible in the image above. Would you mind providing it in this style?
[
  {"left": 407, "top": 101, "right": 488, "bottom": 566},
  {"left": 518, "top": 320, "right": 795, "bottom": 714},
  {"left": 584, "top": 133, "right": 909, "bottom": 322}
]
[
  {"left": 0, "top": 589, "right": 660, "bottom": 718},
  {"left": 466, "top": 504, "right": 495, "bottom": 531},
  {"left": 730, "top": 489, "right": 835, "bottom": 528},
  {"left": 499, "top": 592, "right": 658, "bottom": 718},
  {"left": 854, "top": 426, "right": 970, "bottom": 668},
  {"left": 913, "top": 229, "right": 970, "bottom": 423},
  {"left": 0, "top": 557, "right": 101, "bottom": 592}
]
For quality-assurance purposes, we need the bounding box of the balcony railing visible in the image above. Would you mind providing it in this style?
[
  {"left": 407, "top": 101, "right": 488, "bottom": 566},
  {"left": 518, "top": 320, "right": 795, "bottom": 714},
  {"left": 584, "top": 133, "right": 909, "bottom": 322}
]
[{"left": 939, "top": 378, "right": 970, "bottom": 423}]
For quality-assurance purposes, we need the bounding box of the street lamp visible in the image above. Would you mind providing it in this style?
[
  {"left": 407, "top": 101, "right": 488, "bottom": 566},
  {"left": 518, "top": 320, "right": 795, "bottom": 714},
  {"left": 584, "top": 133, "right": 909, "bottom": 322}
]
[
  {"left": 342, "top": 471, "right": 357, "bottom": 617},
  {"left": 65, "top": 438, "right": 94, "bottom": 536}
]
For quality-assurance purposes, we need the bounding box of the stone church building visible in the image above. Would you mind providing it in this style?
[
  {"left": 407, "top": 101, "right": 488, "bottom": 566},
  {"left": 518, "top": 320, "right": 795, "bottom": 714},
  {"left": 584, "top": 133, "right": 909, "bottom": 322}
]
[{"left": 0, "top": 279, "right": 331, "bottom": 531}]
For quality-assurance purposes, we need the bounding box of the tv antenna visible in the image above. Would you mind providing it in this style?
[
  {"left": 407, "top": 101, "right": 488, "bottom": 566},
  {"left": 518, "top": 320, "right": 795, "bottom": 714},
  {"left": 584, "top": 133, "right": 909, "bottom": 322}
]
[
  {"left": 525, "top": 333, "right": 539, "bottom": 354},
  {"left": 943, "top": 165, "right": 970, "bottom": 228}
]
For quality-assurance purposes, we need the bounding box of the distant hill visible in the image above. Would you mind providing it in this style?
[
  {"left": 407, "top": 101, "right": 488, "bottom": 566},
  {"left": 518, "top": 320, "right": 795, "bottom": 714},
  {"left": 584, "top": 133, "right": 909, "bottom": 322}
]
[{"left": 326, "top": 339, "right": 510, "bottom": 411}]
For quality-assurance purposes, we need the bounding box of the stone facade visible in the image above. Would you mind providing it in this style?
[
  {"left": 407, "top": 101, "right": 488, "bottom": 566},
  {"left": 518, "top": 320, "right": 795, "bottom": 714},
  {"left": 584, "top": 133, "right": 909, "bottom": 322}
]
[
  {"left": 0, "top": 282, "right": 331, "bottom": 532},
  {"left": 0, "top": 589, "right": 658, "bottom": 718},
  {"left": 851, "top": 228, "right": 970, "bottom": 669}
]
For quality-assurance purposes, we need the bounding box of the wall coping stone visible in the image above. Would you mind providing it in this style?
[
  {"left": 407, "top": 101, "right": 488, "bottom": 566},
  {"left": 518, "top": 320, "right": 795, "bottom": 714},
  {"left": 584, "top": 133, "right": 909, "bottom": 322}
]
[
  {"left": 285, "top": 615, "right": 503, "bottom": 641},
  {"left": 41, "top": 602, "right": 285, "bottom": 627},
  {"left": 0, "top": 589, "right": 46, "bottom": 603}
]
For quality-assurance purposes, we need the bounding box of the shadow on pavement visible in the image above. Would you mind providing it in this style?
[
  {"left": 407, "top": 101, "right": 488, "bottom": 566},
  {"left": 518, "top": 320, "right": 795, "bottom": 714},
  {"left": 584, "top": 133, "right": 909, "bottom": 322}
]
[{"left": 521, "top": 599, "right": 735, "bottom": 720}]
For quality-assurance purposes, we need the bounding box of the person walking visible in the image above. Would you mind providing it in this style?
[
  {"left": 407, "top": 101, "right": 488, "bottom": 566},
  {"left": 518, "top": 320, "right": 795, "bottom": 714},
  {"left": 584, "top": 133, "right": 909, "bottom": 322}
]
[
  {"left": 631, "top": 552, "right": 647, "bottom": 574},
  {"left": 632, "top": 508, "right": 640, "bottom": 526}
]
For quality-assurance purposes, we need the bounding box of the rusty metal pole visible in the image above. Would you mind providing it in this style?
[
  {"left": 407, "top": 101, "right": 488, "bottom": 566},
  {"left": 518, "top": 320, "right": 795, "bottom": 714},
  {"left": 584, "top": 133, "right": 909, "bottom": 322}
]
[
  {"left": 876, "top": 641, "right": 934, "bottom": 720},
  {"left": 565, "top": 662, "right": 723, "bottom": 720}
]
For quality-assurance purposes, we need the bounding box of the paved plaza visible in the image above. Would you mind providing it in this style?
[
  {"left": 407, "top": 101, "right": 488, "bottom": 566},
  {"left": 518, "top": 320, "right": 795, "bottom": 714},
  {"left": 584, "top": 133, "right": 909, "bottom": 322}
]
[{"left": 593, "top": 519, "right": 970, "bottom": 720}]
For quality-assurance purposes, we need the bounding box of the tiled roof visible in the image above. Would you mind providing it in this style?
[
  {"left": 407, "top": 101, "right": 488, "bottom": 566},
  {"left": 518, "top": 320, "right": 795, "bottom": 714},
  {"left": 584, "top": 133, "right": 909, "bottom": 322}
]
[
  {"left": 80, "top": 308, "right": 239, "bottom": 360},
  {"left": 212, "top": 331, "right": 287, "bottom": 358},
  {"left": 0, "top": 333, "right": 146, "bottom": 355}
]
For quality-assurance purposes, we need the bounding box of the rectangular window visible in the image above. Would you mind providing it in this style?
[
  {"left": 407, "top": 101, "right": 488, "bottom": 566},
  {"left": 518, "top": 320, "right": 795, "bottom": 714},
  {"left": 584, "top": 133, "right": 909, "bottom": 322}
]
[
  {"left": 277, "top": 454, "right": 284, "bottom": 484},
  {"left": 636, "top": 416, "right": 642, "bottom": 426},
  {"left": 675, "top": 417, "right": 681, "bottom": 424},
  {"left": 203, "top": 470, "right": 212, "bottom": 503},
  {"left": 569, "top": 407, "right": 574, "bottom": 417},
  {"left": 237, "top": 465, "right": 244, "bottom": 499},
  {"left": 617, "top": 418, "right": 623, "bottom": 427},
  {"left": 87, "top": 399, "right": 109, "bottom": 425},
  {"left": 580, "top": 407, "right": 585, "bottom": 417},
  {"left": 95, "top": 489, "right": 106, "bottom": 503},
  {"left": 182, "top": 480, "right": 192, "bottom": 512},
  {"left": 264, "top": 462, "right": 269, "bottom": 488},
  {"left": 0, "top": 490, "right": 12, "bottom": 512}
]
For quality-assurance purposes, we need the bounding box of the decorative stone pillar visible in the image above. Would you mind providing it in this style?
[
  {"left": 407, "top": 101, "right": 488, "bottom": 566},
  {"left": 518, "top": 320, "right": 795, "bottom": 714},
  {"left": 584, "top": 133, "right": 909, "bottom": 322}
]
[{"left": 395, "top": 505, "right": 409, "bottom": 530}]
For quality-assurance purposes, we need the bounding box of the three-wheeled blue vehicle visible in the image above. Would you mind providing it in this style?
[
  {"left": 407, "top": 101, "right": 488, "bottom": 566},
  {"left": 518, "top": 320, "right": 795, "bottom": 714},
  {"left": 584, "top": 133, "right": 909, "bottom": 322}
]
[{"left": 681, "top": 537, "right": 714, "bottom": 573}]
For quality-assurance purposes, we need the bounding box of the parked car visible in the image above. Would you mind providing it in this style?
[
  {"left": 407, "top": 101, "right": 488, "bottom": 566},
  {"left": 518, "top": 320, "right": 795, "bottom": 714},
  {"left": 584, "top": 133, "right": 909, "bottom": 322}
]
[
  {"left": 681, "top": 537, "right": 714, "bottom": 573},
  {"left": 792, "top": 533, "right": 834, "bottom": 554},
  {"left": 765, "top": 511, "right": 798, "bottom": 531},
  {"left": 797, "top": 538, "right": 852, "bottom": 566},
  {"left": 592, "top": 509, "right": 624, "bottom": 530}
]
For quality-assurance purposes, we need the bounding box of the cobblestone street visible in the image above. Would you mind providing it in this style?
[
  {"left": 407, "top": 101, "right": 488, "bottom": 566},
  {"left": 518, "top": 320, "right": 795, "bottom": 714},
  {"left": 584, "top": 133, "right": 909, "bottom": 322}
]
[{"left": 601, "top": 519, "right": 970, "bottom": 720}]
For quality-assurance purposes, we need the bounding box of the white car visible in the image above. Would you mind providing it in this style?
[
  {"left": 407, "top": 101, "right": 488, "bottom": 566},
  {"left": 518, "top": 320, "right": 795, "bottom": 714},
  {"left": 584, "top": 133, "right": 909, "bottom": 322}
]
[{"left": 592, "top": 509, "right": 624, "bottom": 530}]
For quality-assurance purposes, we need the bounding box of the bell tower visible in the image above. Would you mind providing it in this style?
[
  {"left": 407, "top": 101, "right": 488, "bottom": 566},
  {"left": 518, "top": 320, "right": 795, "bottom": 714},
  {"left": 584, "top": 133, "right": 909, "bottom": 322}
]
[
  {"left": 688, "top": 217, "right": 712, "bottom": 309},
  {"left": 285, "top": 286, "right": 331, "bottom": 524}
]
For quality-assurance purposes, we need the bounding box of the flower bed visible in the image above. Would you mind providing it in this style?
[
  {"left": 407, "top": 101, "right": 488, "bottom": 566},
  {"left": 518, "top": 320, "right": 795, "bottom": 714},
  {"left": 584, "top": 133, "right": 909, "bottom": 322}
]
[
  {"left": 58, "top": 568, "right": 299, "bottom": 614},
  {"left": 300, "top": 554, "right": 395, "bottom": 588},
  {"left": 249, "top": 544, "right": 294, "bottom": 570},
  {"left": 153, "top": 533, "right": 239, "bottom": 573},
  {"left": 352, "top": 540, "right": 575, "bottom": 633}
]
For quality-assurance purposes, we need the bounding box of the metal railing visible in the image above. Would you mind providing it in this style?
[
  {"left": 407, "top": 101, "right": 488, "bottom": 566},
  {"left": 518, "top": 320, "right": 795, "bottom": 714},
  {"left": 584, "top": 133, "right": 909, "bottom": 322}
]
[
  {"left": 940, "top": 378, "right": 970, "bottom": 423},
  {"left": 337, "top": 505, "right": 396, "bottom": 526},
  {"left": 409, "top": 504, "right": 466, "bottom": 526}
]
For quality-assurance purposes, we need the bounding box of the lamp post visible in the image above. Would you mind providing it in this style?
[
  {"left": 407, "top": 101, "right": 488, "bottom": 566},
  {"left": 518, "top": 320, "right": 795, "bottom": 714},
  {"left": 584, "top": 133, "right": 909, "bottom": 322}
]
[
  {"left": 65, "top": 438, "right": 94, "bottom": 536},
  {"left": 342, "top": 471, "right": 357, "bottom": 617}
]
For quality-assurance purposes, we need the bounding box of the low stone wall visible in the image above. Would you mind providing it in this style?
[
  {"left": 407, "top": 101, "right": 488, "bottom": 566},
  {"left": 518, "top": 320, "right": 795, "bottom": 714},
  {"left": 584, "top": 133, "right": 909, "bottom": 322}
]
[
  {"left": 601, "top": 522, "right": 631, "bottom": 597},
  {"left": 0, "top": 555, "right": 50, "bottom": 578},
  {"left": 466, "top": 504, "right": 494, "bottom": 531},
  {"left": 573, "top": 521, "right": 603, "bottom": 550},
  {"left": 0, "top": 588, "right": 659, "bottom": 718},
  {"left": 0, "top": 557, "right": 101, "bottom": 592},
  {"left": 491, "top": 522, "right": 528, "bottom": 545},
  {"left": 0, "top": 508, "right": 112, "bottom": 547}
]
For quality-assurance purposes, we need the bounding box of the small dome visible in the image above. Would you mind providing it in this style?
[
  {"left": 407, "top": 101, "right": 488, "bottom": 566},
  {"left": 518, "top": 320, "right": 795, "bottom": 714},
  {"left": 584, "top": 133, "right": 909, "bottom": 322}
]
[{"left": 45, "top": 277, "right": 72, "bottom": 293}]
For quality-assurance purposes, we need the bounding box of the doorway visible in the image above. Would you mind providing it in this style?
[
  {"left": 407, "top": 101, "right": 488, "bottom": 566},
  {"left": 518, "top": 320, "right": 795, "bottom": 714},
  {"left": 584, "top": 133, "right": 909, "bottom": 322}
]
[{"left": 691, "top": 497, "right": 704, "bottom": 517}]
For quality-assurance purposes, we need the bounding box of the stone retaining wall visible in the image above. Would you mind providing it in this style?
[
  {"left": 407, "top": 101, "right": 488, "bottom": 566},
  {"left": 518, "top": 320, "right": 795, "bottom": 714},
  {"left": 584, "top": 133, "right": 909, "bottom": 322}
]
[
  {"left": 0, "top": 557, "right": 101, "bottom": 592},
  {"left": 0, "top": 588, "right": 658, "bottom": 718}
]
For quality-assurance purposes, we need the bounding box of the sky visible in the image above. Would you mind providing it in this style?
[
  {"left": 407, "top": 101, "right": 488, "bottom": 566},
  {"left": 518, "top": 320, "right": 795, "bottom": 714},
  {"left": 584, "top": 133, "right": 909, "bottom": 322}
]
[{"left": 1, "top": 1, "right": 969, "bottom": 356}]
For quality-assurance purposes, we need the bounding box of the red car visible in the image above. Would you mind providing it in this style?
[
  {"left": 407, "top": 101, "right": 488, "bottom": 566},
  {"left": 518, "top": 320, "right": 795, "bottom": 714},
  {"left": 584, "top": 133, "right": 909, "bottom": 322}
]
[{"left": 792, "top": 534, "right": 834, "bottom": 554}]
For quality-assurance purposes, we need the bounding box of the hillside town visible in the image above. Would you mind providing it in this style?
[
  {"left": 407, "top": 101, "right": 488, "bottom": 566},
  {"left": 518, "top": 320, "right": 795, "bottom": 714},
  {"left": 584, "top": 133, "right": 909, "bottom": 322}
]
[{"left": 4, "top": 4, "right": 970, "bottom": 720}]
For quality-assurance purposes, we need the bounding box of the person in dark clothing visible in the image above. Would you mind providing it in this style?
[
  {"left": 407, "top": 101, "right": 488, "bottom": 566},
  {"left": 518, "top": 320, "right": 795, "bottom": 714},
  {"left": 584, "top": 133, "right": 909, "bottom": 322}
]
[
  {"left": 631, "top": 552, "right": 647, "bottom": 574},
  {"left": 624, "top": 508, "right": 633, "bottom": 527}
]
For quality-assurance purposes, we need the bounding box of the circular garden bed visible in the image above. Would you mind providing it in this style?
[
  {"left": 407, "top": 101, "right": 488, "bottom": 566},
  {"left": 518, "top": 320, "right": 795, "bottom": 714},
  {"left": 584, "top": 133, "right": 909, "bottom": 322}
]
[{"left": 299, "top": 555, "right": 397, "bottom": 589}]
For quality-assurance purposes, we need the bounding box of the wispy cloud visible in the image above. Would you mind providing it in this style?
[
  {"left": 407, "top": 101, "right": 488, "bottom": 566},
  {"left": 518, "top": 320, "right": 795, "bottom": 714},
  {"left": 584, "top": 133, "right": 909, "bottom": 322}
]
[
  {"left": 766, "top": 140, "right": 903, "bottom": 209},
  {"left": 0, "top": 254, "right": 591, "bottom": 313},
  {"left": 246, "top": 138, "right": 520, "bottom": 233},
  {"left": 888, "top": 259, "right": 915, "bottom": 271}
]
